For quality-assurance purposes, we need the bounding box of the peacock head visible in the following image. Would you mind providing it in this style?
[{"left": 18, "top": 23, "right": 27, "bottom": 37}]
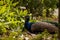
[{"left": 25, "top": 15, "right": 30, "bottom": 22}]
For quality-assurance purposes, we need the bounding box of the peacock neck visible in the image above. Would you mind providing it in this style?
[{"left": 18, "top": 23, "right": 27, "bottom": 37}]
[
  {"left": 25, "top": 19, "right": 33, "bottom": 32},
  {"left": 25, "top": 19, "right": 29, "bottom": 23},
  {"left": 25, "top": 21, "right": 29, "bottom": 25}
]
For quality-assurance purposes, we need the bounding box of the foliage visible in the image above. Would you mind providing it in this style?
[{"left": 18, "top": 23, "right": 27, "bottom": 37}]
[
  {"left": 43, "top": 0, "right": 58, "bottom": 9},
  {"left": 0, "top": 23, "right": 7, "bottom": 34},
  {"left": 0, "top": 0, "right": 59, "bottom": 40},
  {"left": 0, "top": 0, "right": 28, "bottom": 34},
  {"left": 18, "top": 0, "right": 58, "bottom": 17},
  {"left": 31, "top": 30, "right": 58, "bottom": 40}
]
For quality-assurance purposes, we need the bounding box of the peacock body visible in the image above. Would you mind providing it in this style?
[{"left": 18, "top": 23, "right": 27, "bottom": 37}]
[{"left": 24, "top": 15, "right": 58, "bottom": 34}]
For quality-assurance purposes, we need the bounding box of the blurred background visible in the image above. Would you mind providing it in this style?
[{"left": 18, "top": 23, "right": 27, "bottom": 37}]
[{"left": 0, "top": 0, "right": 60, "bottom": 40}]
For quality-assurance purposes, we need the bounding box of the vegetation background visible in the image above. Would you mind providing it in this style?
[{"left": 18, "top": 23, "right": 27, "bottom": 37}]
[{"left": 0, "top": 0, "right": 60, "bottom": 40}]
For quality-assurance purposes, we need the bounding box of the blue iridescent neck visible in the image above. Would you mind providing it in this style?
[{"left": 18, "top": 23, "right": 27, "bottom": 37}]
[
  {"left": 25, "top": 15, "right": 30, "bottom": 22},
  {"left": 25, "top": 20, "right": 29, "bottom": 23}
]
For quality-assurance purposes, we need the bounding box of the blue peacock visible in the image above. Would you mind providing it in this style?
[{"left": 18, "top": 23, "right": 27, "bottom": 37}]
[{"left": 23, "top": 15, "right": 58, "bottom": 34}]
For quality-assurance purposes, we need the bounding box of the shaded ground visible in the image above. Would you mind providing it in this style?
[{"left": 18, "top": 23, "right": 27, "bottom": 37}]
[{"left": 22, "top": 30, "right": 58, "bottom": 40}]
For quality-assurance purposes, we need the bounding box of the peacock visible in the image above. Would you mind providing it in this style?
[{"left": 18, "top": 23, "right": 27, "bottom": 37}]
[
  {"left": 42, "top": 20, "right": 59, "bottom": 27},
  {"left": 23, "top": 15, "right": 58, "bottom": 34}
]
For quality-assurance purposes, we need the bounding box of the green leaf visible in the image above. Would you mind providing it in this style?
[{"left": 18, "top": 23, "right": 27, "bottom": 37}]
[
  {"left": 13, "top": 2, "right": 19, "bottom": 7},
  {"left": 0, "top": 1, "right": 4, "bottom": 5},
  {"left": 9, "top": 12, "right": 15, "bottom": 16},
  {"left": 0, "top": 5, "right": 7, "bottom": 15},
  {"left": 5, "top": 0, "right": 10, "bottom": 4}
]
